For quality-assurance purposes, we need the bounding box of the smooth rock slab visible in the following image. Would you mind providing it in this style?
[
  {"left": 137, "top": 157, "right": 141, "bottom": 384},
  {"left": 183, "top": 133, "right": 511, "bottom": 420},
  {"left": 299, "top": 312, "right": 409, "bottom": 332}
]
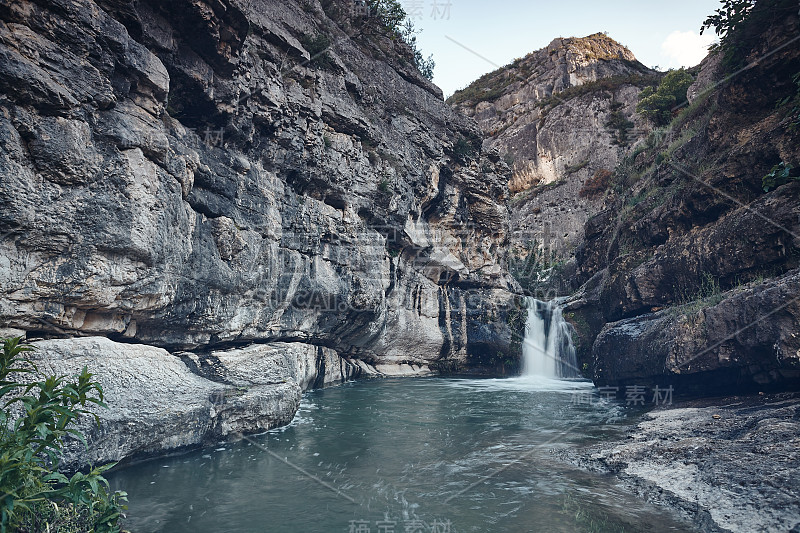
[
  {"left": 180, "top": 342, "right": 366, "bottom": 390},
  {"left": 571, "top": 393, "right": 800, "bottom": 533},
  {"left": 27, "top": 337, "right": 301, "bottom": 471}
]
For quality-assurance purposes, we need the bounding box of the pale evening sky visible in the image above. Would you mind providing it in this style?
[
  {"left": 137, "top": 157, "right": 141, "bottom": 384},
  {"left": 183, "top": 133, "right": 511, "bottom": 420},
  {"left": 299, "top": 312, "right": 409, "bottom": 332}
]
[{"left": 400, "top": 0, "right": 721, "bottom": 97}]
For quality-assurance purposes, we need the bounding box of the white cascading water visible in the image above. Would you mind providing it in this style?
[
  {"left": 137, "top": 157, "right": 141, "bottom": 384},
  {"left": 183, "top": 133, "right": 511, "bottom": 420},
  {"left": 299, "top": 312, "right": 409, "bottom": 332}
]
[{"left": 522, "top": 297, "right": 580, "bottom": 379}]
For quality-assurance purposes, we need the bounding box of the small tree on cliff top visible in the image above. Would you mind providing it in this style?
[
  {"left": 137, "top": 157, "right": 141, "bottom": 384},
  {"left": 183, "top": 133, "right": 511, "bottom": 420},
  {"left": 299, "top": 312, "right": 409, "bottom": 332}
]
[{"left": 366, "top": 0, "right": 435, "bottom": 80}]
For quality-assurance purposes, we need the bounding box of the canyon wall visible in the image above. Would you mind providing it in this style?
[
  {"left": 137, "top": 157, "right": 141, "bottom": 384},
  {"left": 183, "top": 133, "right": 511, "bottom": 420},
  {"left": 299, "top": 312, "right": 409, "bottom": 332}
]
[
  {"left": 450, "top": 33, "right": 656, "bottom": 280},
  {"left": 571, "top": 18, "right": 800, "bottom": 395},
  {"left": 452, "top": 4, "right": 800, "bottom": 396},
  {"left": 0, "top": 0, "right": 516, "bottom": 466}
]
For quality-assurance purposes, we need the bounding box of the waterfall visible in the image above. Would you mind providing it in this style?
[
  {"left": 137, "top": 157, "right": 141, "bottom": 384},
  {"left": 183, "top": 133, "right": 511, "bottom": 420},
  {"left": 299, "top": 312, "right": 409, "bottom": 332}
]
[{"left": 522, "top": 298, "right": 580, "bottom": 379}]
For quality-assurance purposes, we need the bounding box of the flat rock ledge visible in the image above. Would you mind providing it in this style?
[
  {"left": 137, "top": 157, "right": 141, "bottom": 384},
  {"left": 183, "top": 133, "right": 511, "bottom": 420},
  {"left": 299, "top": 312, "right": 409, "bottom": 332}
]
[
  {"left": 567, "top": 393, "right": 800, "bottom": 533},
  {"left": 25, "top": 337, "right": 425, "bottom": 471}
]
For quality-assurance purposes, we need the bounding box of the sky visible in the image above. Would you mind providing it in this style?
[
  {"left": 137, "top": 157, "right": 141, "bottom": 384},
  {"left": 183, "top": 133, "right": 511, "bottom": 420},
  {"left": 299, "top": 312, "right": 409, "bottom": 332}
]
[{"left": 399, "top": 0, "right": 721, "bottom": 97}]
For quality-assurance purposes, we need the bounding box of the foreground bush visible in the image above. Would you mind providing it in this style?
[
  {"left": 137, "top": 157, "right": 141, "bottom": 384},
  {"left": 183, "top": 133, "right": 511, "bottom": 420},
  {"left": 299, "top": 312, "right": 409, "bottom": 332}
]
[{"left": 0, "top": 337, "right": 126, "bottom": 532}]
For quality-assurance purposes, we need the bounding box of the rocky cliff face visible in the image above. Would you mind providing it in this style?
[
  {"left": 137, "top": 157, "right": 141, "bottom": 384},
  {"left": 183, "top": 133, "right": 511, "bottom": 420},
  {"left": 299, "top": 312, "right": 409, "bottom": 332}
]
[
  {"left": 561, "top": 3, "right": 800, "bottom": 396},
  {"left": 448, "top": 3, "right": 800, "bottom": 397},
  {"left": 0, "top": 0, "right": 516, "bottom": 466},
  {"left": 449, "top": 34, "right": 658, "bottom": 273}
]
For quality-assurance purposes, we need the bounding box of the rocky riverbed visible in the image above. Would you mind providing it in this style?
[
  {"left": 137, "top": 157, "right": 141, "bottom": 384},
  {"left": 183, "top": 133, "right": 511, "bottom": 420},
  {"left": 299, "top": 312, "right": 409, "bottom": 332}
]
[{"left": 567, "top": 392, "right": 800, "bottom": 533}]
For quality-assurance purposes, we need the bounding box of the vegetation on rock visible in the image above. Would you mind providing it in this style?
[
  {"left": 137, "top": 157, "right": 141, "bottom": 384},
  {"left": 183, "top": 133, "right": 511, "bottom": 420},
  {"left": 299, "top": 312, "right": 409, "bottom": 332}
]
[
  {"left": 0, "top": 337, "right": 126, "bottom": 533},
  {"left": 300, "top": 33, "right": 334, "bottom": 69},
  {"left": 762, "top": 162, "right": 799, "bottom": 192},
  {"left": 367, "top": 0, "right": 435, "bottom": 80},
  {"left": 701, "top": 0, "right": 798, "bottom": 69},
  {"left": 635, "top": 69, "right": 694, "bottom": 126},
  {"left": 579, "top": 169, "right": 613, "bottom": 199}
]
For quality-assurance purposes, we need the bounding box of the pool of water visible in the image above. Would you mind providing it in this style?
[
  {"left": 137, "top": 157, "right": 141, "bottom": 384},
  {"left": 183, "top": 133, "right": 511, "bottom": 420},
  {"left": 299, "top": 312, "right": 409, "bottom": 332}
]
[{"left": 108, "top": 377, "right": 693, "bottom": 532}]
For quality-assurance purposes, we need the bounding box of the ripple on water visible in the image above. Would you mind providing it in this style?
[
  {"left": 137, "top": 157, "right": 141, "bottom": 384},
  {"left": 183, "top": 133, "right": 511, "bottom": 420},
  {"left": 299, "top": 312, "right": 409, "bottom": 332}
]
[{"left": 108, "top": 377, "right": 694, "bottom": 533}]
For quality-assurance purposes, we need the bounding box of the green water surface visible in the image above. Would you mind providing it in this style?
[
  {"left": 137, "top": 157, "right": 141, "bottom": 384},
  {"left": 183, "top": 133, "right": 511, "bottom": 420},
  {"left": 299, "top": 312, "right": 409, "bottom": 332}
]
[{"left": 108, "top": 377, "right": 693, "bottom": 532}]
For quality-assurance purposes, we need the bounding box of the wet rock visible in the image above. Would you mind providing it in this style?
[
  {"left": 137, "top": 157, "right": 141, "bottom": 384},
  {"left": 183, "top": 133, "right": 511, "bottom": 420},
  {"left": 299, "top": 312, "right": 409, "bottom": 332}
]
[
  {"left": 572, "top": 393, "right": 800, "bottom": 533},
  {"left": 593, "top": 270, "right": 800, "bottom": 394}
]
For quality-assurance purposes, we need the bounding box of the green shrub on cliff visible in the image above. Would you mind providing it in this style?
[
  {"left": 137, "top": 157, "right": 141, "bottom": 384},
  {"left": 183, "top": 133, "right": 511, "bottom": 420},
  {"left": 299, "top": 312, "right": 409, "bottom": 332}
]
[
  {"left": 366, "top": 0, "right": 405, "bottom": 30},
  {"left": 0, "top": 337, "right": 126, "bottom": 532},
  {"left": 636, "top": 69, "right": 694, "bottom": 126},
  {"left": 400, "top": 20, "right": 435, "bottom": 80},
  {"left": 701, "top": 0, "right": 797, "bottom": 70},
  {"left": 367, "top": 0, "right": 435, "bottom": 80},
  {"left": 762, "top": 162, "right": 799, "bottom": 192}
]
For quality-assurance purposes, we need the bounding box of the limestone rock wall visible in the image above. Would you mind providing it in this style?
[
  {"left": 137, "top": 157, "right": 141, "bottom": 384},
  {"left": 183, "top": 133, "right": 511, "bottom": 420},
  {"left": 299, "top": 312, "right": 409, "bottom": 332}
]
[
  {"left": 0, "top": 0, "right": 514, "bottom": 360},
  {"left": 565, "top": 3, "right": 800, "bottom": 394},
  {"left": 450, "top": 33, "right": 656, "bottom": 266},
  {"left": 0, "top": 0, "right": 518, "bottom": 466}
]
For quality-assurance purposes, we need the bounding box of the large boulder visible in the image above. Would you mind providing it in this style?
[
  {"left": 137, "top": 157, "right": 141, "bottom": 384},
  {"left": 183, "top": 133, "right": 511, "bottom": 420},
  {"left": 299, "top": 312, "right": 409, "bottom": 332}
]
[
  {"left": 592, "top": 270, "right": 800, "bottom": 396},
  {"left": 29, "top": 337, "right": 301, "bottom": 471}
]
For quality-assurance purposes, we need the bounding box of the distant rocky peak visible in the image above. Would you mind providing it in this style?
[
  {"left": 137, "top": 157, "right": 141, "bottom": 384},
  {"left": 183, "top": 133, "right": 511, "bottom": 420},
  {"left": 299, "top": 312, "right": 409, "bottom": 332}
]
[
  {"left": 448, "top": 33, "right": 647, "bottom": 108},
  {"left": 450, "top": 33, "right": 657, "bottom": 270},
  {"left": 548, "top": 33, "right": 638, "bottom": 64}
]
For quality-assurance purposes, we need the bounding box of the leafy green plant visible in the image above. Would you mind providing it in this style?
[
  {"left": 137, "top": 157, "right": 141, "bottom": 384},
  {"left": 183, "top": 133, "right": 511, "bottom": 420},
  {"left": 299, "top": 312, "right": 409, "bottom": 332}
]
[
  {"left": 400, "top": 20, "right": 435, "bottom": 80},
  {"left": 701, "top": 0, "right": 796, "bottom": 70},
  {"left": 0, "top": 337, "right": 126, "bottom": 532},
  {"left": 636, "top": 69, "right": 694, "bottom": 126},
  {"left": 762, "top": 162, "right": 798, "bottom": 192},
  {"left": 700, "top": 0, "right": 755, "bottom": 68},
  {"left": 700, "top": 0, "right": 755, "bottom": 44}
]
